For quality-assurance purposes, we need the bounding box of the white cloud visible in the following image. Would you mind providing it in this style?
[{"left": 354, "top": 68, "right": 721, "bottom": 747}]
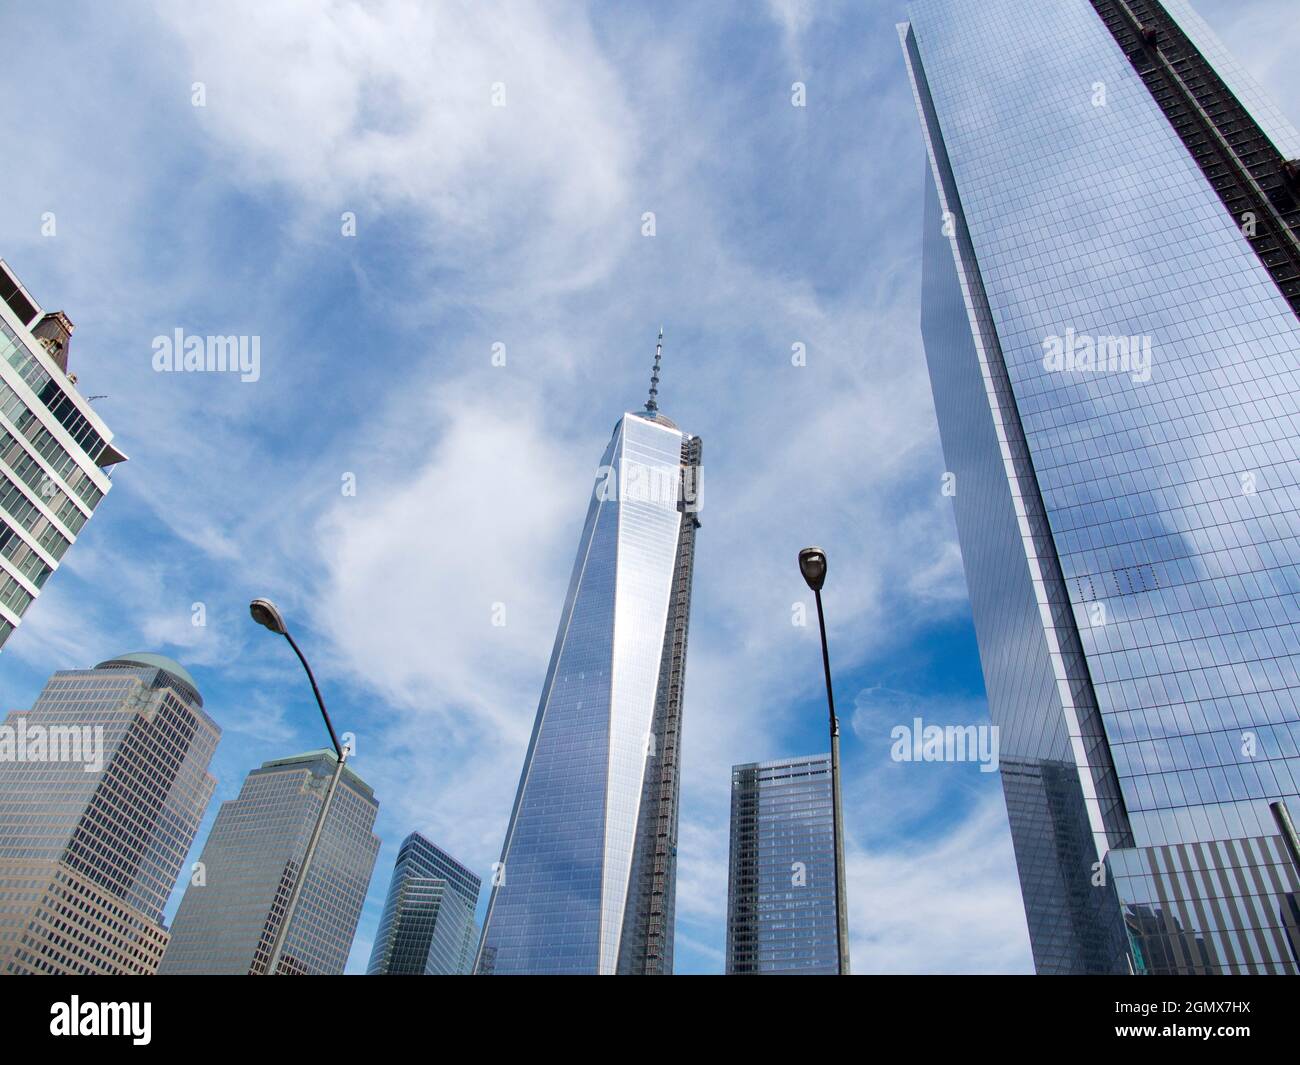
[
  {"left": 766, "top": 0, "right": 815, "bottom": 68},
  {"left": 314, "top": 377, "right": 588, "bottom": 731},
  {"left": 1, "top": 581, "right": 113, "bottom": 681},
  {"left": 21, "top": 0, "right": 1293, "bottom": 976},
  {"left": 847, "top": 790, "right": 1032, "bottom": 974},
  {"left": 155, "top": 0, "right": 638, "bottom": 299},
  {"left": 296, "top": 374, "right": 597, "bottom": 866},
  {"left": 674, "top": 813, "right": 731, "bottom": 931},
  {"left": 1191, "top": 0, "right": 1300, "bottom": 114}
]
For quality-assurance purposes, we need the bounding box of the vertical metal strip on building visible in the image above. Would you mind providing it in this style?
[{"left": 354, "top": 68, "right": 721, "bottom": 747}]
[
  {"left": 1089, "top": 0, "right": 1300, "bottom": 315},
  {"left": 619, "top": 433, "right": 702, "bottom": 974}
]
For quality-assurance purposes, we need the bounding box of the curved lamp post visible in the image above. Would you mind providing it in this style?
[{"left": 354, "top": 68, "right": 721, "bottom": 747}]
[
  {"left": 249, "top": 598, "right": 346, "bottom": 975},
  {"left": 798, "top": 548, "right": 851, "bottom": 975}
]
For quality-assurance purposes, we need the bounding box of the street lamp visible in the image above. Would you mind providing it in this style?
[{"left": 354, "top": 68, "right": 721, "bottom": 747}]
[
  {"left": 798, "top": 547, "right": 850, "bottom": 975},
  {"left": 249, "top": 597, "right": 347, "bottom": 975}
]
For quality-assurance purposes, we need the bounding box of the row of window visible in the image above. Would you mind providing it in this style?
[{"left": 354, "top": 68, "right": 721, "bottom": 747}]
[
  {"left": 0, "top": 428, "right": 96, "bottom": 534},
  {"left": 0, "top": 376, "right": 104, "bottom": 509},
  {"left": 0, "top": 455, "right": 86, "bottom": 540},
  {"left": 0, "top": 318, "right": 109, "bottom": 465},
  {"left": 0, "top": 571, "right": 32, "bottom": 617},
  {"left": 0, "top": 479, "right": 68, "bottom": 560},
  {"left": 0, "top": 518, "right": 52, "bottom": 590}
]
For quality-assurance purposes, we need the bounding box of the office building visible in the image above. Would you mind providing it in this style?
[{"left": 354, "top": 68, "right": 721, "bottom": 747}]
[
  {"left": 367, "top": 832, "right": 481, "bottom": 975},
  {"left": 727, "top": 755, "right": 841, "bottom": 975},
  {"left": 477, "top": 338, "right": 702, "bottom": 974},
  {"left": 0, "top": 653, "right": 219, "bottom": 974},
  {"left": 160, "top": 750, "right": 380, "bottom": 975},
  {"left": 900, "top": 0, "right": 1300, "bottom": 972},
  {"left": 0, "top": 259, "right": 127, "bottom": 651}
]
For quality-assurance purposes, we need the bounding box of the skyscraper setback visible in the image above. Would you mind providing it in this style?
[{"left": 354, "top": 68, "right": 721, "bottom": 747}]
[
  {"left": 476, "top": 339, "right": 701, "bottom": 974},
  {"left": 0, "top": 259, "right": 127, "bottom": 652},
  {"left": 901, "top": 0, "right": 1300, "bottom": 973},
  {"left": 160, "top": 750, "right": 380, "bottom": 975},
  {"left": 368, "top": 832, "right": 481, "bottom": 975},
  {"left": 0, "top": 654, "right": 219, "bottom": 975},
  {"left": 727, "top": 755, "right": 842, "bottom": 975}
]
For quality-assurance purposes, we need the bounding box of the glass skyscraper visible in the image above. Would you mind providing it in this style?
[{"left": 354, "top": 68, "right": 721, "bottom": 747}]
[
  {"left": 0, "top": 653, "right": 219, "bottom": 974},
  {"left": 160, "top": 750, "right": 380, "bottom": 975},
  {"left": 901, "top": 0, "right": 1300, "bottom": 973},
  {"left": 476, "top": 353, "right": 702, "bottom": 975},
  {"left": 726, "top": 755, "right": 840, "bottom": 975},
  {"left": 367, "top": 832, "right": 481, "bottom": 975},
  {"left": 0, "top": 259, "right": 127, "bottom": 652}
]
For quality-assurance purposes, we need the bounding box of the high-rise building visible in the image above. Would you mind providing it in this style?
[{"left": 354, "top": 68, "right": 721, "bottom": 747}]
[
  {"left": 0, "top": 653, "right": 219, "bottom": 974},
  {"left": 367, "top": 832, "right": 481, "bottom": 975},
  {"left": 900, "top": 0, "right": 1300, "bottom": 973},
  {"left": 0, "top": 259, "right": 127, "bottom": 652},
  {"left": 160, "top": 750, "right": 380, "bottom": 975},
  {"left": 726, "top": 755, "right": 841, "bottom": 975},
  {"left": 476, "top": 337, "right": 702, "bottom": 974}
]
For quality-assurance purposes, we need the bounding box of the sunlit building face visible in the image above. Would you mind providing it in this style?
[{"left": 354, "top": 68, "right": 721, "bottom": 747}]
[
  {"left": 902, "top": 0, "right": 1300, "bottom": 973},
  {"left": 0, "top": 260, "right": 127, "bottom": 653},
  {"left": 477, "top": 406, "right": 702, "bottom": 975}
]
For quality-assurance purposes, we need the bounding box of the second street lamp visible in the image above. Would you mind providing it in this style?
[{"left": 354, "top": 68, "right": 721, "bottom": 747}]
[
  {"left": 798, "top": 547, "right": 851, "bottom": 975},
  {"left": 249, "top": 597, "right": 347, "bottom": 975}
]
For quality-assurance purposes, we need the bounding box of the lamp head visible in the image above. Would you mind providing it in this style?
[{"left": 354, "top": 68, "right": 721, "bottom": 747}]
[
  {"left": 798, "top": 547, "right": 828, "bottom": 592},
  {"left": 249, "top": 598, "right": 288, "bottom": 635}
]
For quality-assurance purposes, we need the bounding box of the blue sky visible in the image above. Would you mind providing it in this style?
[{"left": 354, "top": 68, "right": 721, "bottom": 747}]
[{"left": 1, "top": 0, "right": 1296, "bottom": 975}]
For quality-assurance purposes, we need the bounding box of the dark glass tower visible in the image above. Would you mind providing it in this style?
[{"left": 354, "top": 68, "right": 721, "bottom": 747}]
[
  {"left": 476, "top": 341, "right": 701, "bottom": 974},
  {"left": 727, "top": 755, "right": 841, "bottom": 975},
  {"left": 367, "top": 832, "right": 481, "bottom": 975},
  {"left": 901, "top": 0, "right": 1300, "bottom": 973}
]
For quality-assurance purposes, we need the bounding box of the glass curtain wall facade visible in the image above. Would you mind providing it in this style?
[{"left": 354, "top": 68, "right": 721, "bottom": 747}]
[
  {"left": 901, "top": 0, "right": 1300, "bottom": 973},
  {"left": 367, "top": 832, "right": 482, "bottom": 975},
  {"left": 476, "top": 405, "right": 701, "bottom": 975},
  {"left": 160, "top": 750, "right": 381, "bottom": 975},
  {"left": 0, "top": 654, "right": 219, "bottom": 974},
  {"left": 0, "top": 260, "right": 127, "bottom": 651},
  {"left": 726, "top": 755, "right": 840, "bottom": 975}
]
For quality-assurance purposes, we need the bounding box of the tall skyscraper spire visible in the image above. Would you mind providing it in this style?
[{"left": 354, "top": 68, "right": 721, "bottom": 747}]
[
  {"left": 646, "top": 326, "right": 663, "bottom": 413},
  {"left": 476, "top": 351, "right": 702, "bottom": 974}
]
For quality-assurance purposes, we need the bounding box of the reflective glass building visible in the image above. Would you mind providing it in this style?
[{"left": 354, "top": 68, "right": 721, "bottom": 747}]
[
  {"left": 901, "top": 0, "right": 1300, "bottom": 973},
  {"left": 726, "top": 755, "right": 840, "bottom": 975},
  {"left": 476, "top": 368, "right": 702, "bottom": 975},
  {"left": 367, "top": 832, "right": 481, "bottom": 975},
  {"left": 160, "top": 750, "right": 380, "bottom": 975},
  {"left": 0, "top": 654, "right": 219, "bottom": 974},
  {"left": 0, "top": 259, "right": 127, "bottom": 652}
]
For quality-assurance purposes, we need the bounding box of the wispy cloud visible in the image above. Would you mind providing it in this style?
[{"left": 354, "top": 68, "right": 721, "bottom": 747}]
[
  {"left": 848, "top": 791, "right": 1032, "bottom": 974},
  {"left": 0, "top": 0, "right": 1292, "bottom": 976}
]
